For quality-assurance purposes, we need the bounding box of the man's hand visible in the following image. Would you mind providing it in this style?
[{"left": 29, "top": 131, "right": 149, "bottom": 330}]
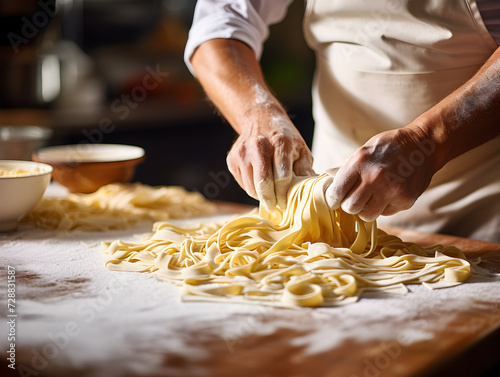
[
  {"left": 227, "top": 110, "right": 314, "bottom": 212},
  {"left": 325, "top": 127, "right": 437, "bottom": 222},
  {"left": 324, "top": 45, "right": 500, "bottom": 222},
  {"left": 191, "top": 39, "right": 315, "bottom": 211}
]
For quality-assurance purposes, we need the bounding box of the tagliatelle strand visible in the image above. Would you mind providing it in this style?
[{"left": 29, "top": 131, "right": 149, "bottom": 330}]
[
  {"left": 24, "top": 183, "right": 216, "bottom": 231},
  {"left": 102, "top": 174, "right": 475, "bottom": 307}
]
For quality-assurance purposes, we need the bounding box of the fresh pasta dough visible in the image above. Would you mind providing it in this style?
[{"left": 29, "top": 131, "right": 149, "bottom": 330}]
[
  {"left": 102, "top": 174, "right": 475, "bottom": 307},
  {"left": 25, "top": 183, "right": 216, "bottom": 231}
]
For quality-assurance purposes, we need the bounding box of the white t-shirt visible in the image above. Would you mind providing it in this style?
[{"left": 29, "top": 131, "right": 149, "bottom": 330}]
[
  {"left": 183, "top": 1, "right": 500, "bottom": 242},
  {"left": 184, "top": 0, "right": 500, "bottom": 72}
]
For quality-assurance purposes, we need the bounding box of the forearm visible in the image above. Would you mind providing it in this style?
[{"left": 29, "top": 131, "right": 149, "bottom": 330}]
[
  {"left": 190, "top": 38, "right": 314, "bottom": 211},
  {"left": 325, "top": 47, "right": 500, "bottom": 221},
  {"left": 413, "top": 46, "right": 500, "bottom": 172},
  {"left": 190, "top": 38, "right": 288, "bottom": 134}
]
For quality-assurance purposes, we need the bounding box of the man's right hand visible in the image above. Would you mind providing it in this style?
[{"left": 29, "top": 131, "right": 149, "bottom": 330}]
[
  {"left": 227, "top": 108, "right": 314, "bottom": 212},
  {"left": 191, "top": 39, "right": 314, "bottom": 212}
]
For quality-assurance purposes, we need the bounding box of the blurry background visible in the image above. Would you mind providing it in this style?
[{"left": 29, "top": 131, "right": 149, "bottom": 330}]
[{"left": 0, "top": 0, "right": 315, "bottom": 205}]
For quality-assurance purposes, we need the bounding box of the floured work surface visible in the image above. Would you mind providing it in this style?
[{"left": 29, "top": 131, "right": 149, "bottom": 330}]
[
  {"left": 102, "top": 174, "right": 479, "bottom": 307},
  {"left": 1, "top": 199, "right": 499, "bottom": 377}
]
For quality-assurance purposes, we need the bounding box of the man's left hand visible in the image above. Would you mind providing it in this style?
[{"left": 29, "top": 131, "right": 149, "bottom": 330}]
[{"left": 325, "top": 127, "right": 438, "bottom": 222}]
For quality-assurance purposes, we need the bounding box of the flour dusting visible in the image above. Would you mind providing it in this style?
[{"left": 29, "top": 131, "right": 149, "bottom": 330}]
[{"left": 1, "top": 186, "right": 499, "bottom": 376}]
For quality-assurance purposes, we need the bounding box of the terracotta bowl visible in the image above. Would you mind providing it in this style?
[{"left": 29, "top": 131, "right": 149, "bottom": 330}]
[
  {"left": 0, "top": 160, "right": 52, "bottom": 231},
  {"left": 32, "top": 144, "right": 145, "bottom": 194}
]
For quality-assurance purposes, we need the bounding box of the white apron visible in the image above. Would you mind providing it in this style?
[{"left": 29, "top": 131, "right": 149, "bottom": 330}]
[{"left": 303, "top": 0, "right": 500, "bottom": 242}]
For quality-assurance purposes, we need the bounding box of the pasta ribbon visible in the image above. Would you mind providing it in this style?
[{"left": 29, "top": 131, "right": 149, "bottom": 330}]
[
  {"left": 25, "top": 183, "right": 216, "bottom": 231},
  {"left": 102, "top": 174, "right": 474, "bottom": 307}
]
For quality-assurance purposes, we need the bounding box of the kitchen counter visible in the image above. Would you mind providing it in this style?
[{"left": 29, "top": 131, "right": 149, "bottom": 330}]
[{"left": 1, "top": 192, "right": 499, "bottom": 377}]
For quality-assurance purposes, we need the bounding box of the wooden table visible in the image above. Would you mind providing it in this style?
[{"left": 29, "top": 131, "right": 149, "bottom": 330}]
[{"left": 1, "top": 203, "right": 499, "bottom": 377}]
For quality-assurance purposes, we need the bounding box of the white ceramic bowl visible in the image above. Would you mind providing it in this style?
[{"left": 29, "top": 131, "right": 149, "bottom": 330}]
[
  {"left": 32, "top": 144, "right": 145, "bottom": 193},
  {"left": 0, "top": 160, "right": 52, "bottom": 231}
]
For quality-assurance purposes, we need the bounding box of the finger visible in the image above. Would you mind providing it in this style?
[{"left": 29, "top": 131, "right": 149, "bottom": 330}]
[
  {"left": 325, "top": 166, "right": 359, "bottom": 210},
  {"left": 341, "top": 185, "right": 372, "bottom": 215},
  {"left": 293, "top": 149, "right": 315, "bottom": 177},
  {"left": 241, "top": 163, "right": 258, "bottom": 200},
  {"left": 274, "top": 176, "right": 292, "bottom": 212},
  {"left": 382, "top": 204, "right": 399, "bottom": 217},
  {"left": 254, "top": 156, "right": 276, "bottom": 212},
  {"left": 227, "top": 155, "right": 245, "bottom": 193},
  {"left": 358, "top": 195, "right": 387, "bottom": 222},
  {"left": 293, "top": 159, "right": 315, "bottom": 176},
  {"left": 256, "top": 179, "right": 276, "bottom": 212},
  {"left": 227, "top": 149, "right": 259, "bottom": 201},
  {"left": 325, "top": 167, "right": 340, "bottom": 177},
  {"left": 273, "top": 149, "right": 293, "bottom": 211}
]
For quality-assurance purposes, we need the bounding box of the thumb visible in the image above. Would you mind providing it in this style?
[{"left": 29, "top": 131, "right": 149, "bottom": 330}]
[{"left": 325, "top": 167, "right": 340, "bottom": 177}]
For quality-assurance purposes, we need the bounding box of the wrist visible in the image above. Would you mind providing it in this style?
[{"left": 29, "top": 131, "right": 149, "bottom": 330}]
[
  {"left": 239, "top": 101, "right": 293, "bottom": 136},
  {"left": 405, "top": 111, "right": 451, "bottom": 174}
]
